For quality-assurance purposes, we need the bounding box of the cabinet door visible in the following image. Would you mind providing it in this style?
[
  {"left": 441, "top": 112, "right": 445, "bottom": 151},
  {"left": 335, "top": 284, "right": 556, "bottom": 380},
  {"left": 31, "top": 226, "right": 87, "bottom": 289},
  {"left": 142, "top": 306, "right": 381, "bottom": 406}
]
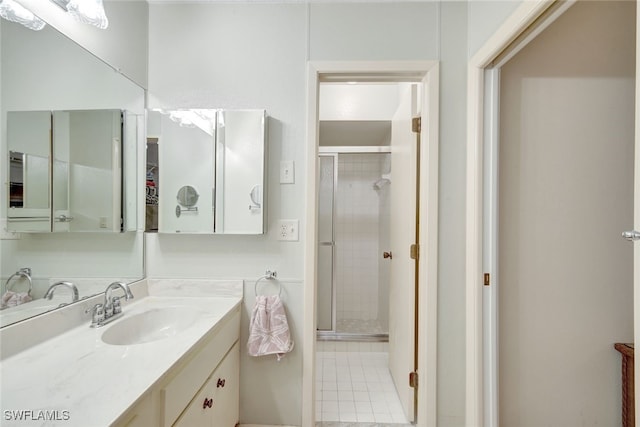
[
  {"left": 114, "top": 393, "right": 155, "bottom": 427},
  {"left": 214, "top": 110, "right": 266, "bottom": 234},
  {"left": 173, "top": 342, "right": 239, "bottom": 427},
  {"left": 6, "top": 111, "right": 52, "bottom": 232},
  {"left": 52, "top": 109, "right": 123, "bottom": 232},
  {"left": 210, "top": 342, "right": 239, "bottom": 427}
]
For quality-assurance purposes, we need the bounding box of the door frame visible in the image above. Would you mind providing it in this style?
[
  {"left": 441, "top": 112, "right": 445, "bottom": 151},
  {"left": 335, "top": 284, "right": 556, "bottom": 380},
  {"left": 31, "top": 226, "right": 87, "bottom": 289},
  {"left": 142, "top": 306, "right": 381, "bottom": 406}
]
[
  {"left": 303, "top": 60, "right": 439, "bottom": 427},
  {"left": 461, "top": 1, "right": 632, "bottom": 426}
]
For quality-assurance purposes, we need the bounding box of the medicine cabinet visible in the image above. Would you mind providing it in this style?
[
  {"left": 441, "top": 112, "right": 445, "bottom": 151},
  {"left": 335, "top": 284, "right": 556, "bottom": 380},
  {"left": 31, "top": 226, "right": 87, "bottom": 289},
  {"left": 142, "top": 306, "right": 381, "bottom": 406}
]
[
  {"left": 148, "top": 109, "right": 266, "bottom": 235},
  {"left": 6, "top": 109, "right": 136, "bottom": 233}
]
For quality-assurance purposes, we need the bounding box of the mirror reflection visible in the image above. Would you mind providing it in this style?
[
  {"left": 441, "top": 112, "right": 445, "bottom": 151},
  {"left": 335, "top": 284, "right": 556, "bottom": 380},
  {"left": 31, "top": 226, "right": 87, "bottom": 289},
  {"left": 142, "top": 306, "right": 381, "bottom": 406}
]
[
  {"left": 6, "top": 112, "right": 52, "bottom": 232},
  {"left": 0, "top": 16, "right": 145, "bottom": 327},
  {"left": 7, "top": 109, "right": 130, "bottom": 233},
  {"left": 147, "top": 109, "right": 266, "bottom": 235}
]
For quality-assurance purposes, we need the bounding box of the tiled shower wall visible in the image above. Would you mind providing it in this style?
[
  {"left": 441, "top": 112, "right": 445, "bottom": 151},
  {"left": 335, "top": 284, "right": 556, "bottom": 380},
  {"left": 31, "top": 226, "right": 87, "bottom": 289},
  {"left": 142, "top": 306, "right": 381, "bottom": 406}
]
[{"left": 335, "top": 153, "right": 389, "bottom": 325}]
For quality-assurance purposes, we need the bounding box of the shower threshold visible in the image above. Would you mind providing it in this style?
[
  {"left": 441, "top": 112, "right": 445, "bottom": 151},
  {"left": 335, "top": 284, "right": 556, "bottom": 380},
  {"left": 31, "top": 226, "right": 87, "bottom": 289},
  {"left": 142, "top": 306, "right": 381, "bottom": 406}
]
[{"left": 316, "top": 331, "right": 389, "bottom": 342}]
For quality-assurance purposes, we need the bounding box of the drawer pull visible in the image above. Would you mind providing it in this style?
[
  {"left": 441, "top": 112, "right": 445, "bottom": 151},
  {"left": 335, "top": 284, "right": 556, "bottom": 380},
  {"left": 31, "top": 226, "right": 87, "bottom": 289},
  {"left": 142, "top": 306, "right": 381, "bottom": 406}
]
[
  {"left": 217, "top": 378, "right": 226, "bottom": 388},
  {"left": 203, "top": 398, "right": 213, "bottom": 409}
]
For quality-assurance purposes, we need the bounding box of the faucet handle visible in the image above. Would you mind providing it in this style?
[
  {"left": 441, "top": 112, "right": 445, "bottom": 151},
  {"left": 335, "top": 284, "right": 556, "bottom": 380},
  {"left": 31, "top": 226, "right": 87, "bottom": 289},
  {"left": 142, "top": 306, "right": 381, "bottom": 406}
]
[
  {"left": 112, "top": 297, "right": 122, "bottom": 314},
  {"left": 86, "top": 303, "right": 105, "bottom": 327}
]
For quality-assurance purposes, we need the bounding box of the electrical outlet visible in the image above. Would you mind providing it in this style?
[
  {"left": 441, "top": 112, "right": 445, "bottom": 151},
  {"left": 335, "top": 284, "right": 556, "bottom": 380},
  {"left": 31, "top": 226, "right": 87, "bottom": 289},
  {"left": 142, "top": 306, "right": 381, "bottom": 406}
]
[
  {"left": 280, "top": 160, "right": 295, "bottom": 184},
  {"left": 99, "top": 217, "right": 108, "bottom": 229},
  {"left": 278, "top": 219, "right": 299, "bottom": 241}
]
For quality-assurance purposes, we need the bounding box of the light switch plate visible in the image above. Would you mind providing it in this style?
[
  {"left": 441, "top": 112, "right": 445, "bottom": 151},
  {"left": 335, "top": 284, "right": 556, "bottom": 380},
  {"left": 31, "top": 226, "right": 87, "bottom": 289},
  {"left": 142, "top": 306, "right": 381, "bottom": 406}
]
[
  {"left": 280, "top": 160, "right": 295, "bottom": 184},
  {"left": 277, "top": 219, "right": 299, "bottom": 241}
]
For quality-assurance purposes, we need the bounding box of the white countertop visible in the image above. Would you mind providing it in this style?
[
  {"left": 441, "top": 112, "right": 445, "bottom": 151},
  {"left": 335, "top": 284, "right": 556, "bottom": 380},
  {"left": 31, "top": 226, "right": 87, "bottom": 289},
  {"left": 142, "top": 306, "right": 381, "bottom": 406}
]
[{"left": 0, "top": 294, "right": 241, "bottom": 427}]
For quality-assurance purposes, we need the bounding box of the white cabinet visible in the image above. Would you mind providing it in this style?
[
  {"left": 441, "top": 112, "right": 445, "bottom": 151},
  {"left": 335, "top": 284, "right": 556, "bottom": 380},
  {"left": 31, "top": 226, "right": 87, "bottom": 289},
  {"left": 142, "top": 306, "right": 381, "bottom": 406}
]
[
  {"left": 173, "top": 342, "right": 239, "bottom": 427},
  {"left": 153, "top": 109, "right": 267, "bottom": 235},
  {"left": 117, "top": 394, "right": 155, "bottom": 427},
  {"left": 113, "top": 306, "right": 240, "bottom": 427},
  {"left": 6, "top": 109, "right": 136, "bottom": 233}
]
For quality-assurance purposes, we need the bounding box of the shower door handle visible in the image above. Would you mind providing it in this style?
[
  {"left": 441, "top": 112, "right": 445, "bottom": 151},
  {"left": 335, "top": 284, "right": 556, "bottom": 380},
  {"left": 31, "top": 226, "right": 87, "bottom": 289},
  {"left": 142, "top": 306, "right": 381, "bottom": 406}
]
[{"left": 320, "top": 242, "right": 335, "bottom": 246}]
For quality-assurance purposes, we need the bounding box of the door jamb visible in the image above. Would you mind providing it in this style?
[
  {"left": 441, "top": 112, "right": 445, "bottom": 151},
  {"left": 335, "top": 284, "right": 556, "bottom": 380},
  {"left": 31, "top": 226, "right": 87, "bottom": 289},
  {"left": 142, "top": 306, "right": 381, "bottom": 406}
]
[{"left": 303, "top": 60, "right": 439, "bottom": 427}]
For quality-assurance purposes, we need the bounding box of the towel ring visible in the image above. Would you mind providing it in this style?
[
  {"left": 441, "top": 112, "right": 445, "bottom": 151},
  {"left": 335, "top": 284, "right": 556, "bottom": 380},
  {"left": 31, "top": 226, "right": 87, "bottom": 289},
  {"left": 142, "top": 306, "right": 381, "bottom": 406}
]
[
  {"left": 4, "top": 268, "right": 33, "bottom": 296},
  {"left": 254, "top": 270, "right": 282, "bottom": 297}
]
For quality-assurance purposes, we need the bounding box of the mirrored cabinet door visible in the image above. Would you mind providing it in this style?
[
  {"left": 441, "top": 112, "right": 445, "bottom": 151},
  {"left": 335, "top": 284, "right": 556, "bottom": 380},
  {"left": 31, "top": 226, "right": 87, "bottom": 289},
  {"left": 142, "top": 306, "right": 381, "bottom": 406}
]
[
  {"left": 153, "top": 109, "right": 266, "bottom": 235},
  {"left": 5, "top": 109, "right": 133, "bottom": 233},
  {"left": 6, "top": 111, "right": 52, "bottom": 232},
  {"left": 155, "top": 110, "right": 216, "bottom": 234},
  {"left": 215, "top": 110, "right": 266, "bottom": 234},
  {"left": 52, "top": 110, "right": 123, "bottom": 232}
]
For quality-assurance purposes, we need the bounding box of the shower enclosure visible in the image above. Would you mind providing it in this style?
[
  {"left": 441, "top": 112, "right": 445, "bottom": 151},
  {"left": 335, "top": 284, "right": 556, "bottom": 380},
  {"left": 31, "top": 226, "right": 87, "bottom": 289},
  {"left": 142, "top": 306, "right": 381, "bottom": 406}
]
[{"left": 316, "top": 151, "right": 391, "bottom": 341}]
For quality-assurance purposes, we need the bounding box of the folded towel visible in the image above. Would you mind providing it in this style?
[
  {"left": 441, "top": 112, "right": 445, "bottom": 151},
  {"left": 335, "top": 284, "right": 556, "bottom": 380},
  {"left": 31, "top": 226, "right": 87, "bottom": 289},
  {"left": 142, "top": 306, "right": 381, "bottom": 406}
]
[
  {"left": 1, "top": 291, "right": 32, "bottom": 310},
  {"left": 247, "top": 295, "right": 294, "bottom": 361}
]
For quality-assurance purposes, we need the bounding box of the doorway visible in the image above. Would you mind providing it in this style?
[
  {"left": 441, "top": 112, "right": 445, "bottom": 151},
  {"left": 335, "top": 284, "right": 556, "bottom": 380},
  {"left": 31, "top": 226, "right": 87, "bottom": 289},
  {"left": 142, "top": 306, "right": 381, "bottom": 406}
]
[
  {"left": 315, "top": 82, "right": 413, "bottom": 424},
  {"left": 302, "top": 61, "right": 439, "bottom": 427},
  {"left": 465, "top": 1, "right": 636, "bottom": 425},
  {"left": 497, "top": 2, "right": 635, "bottom": 424}
]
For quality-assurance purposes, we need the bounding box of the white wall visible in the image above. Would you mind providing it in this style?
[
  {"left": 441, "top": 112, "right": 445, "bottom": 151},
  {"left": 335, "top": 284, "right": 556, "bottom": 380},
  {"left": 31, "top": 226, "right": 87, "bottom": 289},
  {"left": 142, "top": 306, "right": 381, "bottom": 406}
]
[
  {"left": 437, "top": 3, "right": 468, "bottom": 426},
  {"left": 14, "top": 0, "right": 148, "bottom": 88},
  {"left": 467, "top": 0, "right": 523, "bottom": 58},
  {"left": 308, "top": 3, "right": 439, "bottom": 60},
  {"left": 498, "top": 2, "right": 635, "bottom": 424}
]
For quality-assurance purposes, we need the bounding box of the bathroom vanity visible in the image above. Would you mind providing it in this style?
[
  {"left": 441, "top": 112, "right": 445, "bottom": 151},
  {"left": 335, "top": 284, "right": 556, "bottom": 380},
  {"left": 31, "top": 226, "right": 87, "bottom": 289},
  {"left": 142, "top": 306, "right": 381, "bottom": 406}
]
[{"left": 0, "top": 280, "right": 242, "bottom": 427}]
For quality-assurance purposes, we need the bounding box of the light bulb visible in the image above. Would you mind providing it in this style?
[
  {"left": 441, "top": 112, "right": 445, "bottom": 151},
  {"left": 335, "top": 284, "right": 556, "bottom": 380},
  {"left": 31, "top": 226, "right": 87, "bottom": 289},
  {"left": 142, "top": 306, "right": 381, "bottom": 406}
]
[
  {"left": 0, "top": 0, "right": 46, "bottom": 31},
  {"left": 66, "top": 0, "right": 108, "bottom": 29}
]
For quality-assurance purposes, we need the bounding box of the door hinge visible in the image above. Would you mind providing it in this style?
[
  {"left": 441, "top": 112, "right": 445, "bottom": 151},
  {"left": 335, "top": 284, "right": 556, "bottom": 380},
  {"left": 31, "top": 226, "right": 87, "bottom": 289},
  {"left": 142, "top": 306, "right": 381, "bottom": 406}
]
[
  {"left": 410, "top": 243, "right": 419, "bottom": 260},
  {"left": 409, "top": 371, "right": 418, "bottom": 388},
  {"left": 412, "top": 116, "right": 421, "bottom": 133},
  {"left": 484, "top": 273, "right": 490, "bottom": 286}
]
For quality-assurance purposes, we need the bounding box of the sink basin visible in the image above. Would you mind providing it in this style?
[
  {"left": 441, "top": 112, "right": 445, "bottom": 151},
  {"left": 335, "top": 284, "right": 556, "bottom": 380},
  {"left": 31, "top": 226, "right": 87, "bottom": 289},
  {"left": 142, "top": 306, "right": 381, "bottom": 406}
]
[{"left": 101, "top": 306, "right": 203, "bottom": 345}]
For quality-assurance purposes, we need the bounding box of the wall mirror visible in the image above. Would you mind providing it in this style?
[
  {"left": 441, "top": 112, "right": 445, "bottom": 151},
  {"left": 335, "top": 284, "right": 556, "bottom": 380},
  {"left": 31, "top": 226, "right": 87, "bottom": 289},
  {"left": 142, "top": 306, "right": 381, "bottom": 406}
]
[
  {"left": 0, "top": 16, "right": 145, "bottom": 327},
  {"left": 146, "top": 109, "right": 266, "bottom": 235},
  {"left": 6, "top": 109, "right": 134, "bottom": 233}
]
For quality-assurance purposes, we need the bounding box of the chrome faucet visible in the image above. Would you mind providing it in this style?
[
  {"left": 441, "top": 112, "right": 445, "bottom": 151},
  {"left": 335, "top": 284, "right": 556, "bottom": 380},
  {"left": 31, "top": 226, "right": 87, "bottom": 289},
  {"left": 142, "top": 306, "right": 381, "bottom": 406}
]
[
  {"left": 44, "top": 281, "right": 79, "bottom": 304},
  {"left": 87, "top": 281, "right": 134, "bottom": 328}
]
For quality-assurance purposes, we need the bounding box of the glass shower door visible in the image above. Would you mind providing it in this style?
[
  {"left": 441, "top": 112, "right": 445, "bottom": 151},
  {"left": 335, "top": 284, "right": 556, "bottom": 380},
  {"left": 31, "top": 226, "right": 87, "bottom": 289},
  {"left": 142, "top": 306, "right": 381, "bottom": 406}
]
[{"left": 317, "top": 154, "right": 336, "bottom": 331}]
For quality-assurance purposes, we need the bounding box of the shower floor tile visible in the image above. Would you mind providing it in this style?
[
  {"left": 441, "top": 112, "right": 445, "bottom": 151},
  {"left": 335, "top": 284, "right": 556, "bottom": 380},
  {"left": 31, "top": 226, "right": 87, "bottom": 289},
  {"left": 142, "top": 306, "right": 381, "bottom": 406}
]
[
  {"left": 336, "top": 318, "right": 385, "bottom": 335},
  {"left": 316, "top": 351, "right": 409, "bottom": 424}
]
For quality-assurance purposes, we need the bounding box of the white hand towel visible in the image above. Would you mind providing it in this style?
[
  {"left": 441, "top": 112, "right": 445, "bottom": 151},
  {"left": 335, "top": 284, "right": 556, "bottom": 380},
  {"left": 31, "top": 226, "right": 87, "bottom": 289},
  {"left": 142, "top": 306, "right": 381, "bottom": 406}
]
[{"left": 247, "top": 295, "right": 294, "bottom": 361}]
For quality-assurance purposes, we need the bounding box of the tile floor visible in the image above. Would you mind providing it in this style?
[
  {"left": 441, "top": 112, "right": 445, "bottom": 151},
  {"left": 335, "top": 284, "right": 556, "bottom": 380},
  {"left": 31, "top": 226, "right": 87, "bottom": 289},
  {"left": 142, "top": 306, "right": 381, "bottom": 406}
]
[{"left": 316, "top": 351, "right": 410, "bottom": 424}]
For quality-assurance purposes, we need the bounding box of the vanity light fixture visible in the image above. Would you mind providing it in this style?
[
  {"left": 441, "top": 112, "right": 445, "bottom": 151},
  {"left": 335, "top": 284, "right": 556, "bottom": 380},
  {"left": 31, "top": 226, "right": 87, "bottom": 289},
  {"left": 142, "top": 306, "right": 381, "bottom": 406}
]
[
  {"left": 0, "top": 0, "right": 46, "bottom": 31},
  {"left": 50, "top": 0, "right": 109, "bottom": 29}
]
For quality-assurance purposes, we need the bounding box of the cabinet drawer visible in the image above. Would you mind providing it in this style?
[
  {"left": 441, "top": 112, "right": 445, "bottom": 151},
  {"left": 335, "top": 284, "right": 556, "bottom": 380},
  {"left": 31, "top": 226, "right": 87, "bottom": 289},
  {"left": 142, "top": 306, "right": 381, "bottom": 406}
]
[
  {"left": 173, "top": 341, "right": 239, "bottom": 427},
  {"left": 162, "top": 307, "right": 240, "bottom": 427}
]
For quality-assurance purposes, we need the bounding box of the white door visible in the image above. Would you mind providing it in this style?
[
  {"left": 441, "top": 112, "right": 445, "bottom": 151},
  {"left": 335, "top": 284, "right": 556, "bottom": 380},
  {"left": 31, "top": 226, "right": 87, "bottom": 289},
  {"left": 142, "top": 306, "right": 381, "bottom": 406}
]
[{"left": 388, "top": 83, "right": 418, "bottom": 422}]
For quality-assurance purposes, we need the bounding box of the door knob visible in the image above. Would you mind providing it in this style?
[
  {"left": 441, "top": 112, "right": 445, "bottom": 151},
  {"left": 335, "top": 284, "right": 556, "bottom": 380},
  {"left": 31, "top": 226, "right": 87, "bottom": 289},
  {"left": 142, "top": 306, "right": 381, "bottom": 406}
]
[
  {"left": 383, "top": 251, "right": 392, "bottom": 259},
  {"left": 622, "top": 230, "right": 640, "bottom": 241}
]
